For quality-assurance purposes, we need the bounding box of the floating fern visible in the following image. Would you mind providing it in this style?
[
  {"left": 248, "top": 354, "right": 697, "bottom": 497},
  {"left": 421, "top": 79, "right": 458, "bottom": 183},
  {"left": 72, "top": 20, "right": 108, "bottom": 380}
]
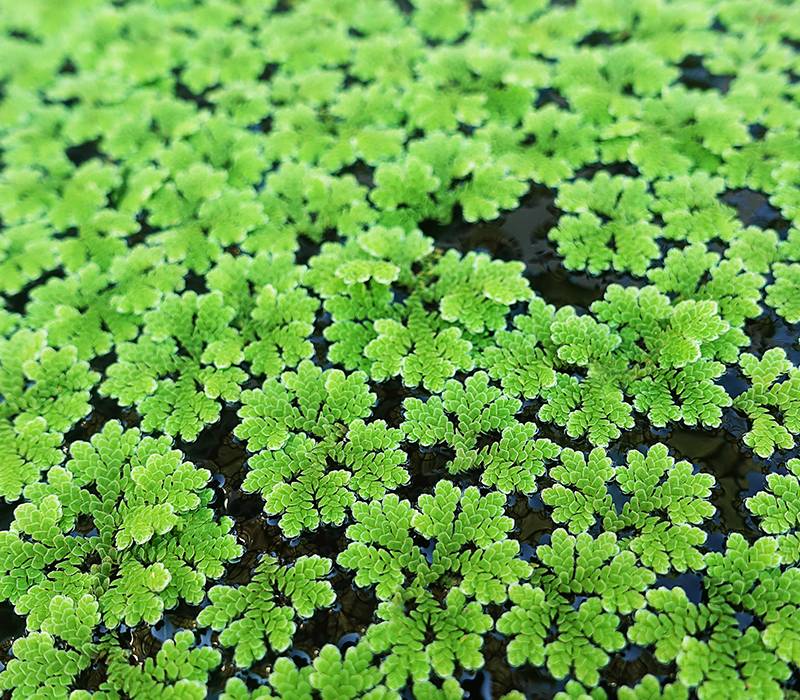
[
  {"left": 198, "top": 554, "right": 335, "bottom": 667},
  {"left": 1, "top": 420, "right": 241, "bottom": 631}
]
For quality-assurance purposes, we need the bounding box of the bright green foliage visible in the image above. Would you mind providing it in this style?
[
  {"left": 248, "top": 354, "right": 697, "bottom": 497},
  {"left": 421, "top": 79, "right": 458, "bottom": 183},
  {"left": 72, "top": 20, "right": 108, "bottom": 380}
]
[
  {"left": 244, "top": 431, "right": 354, "bottom": 536},
  {"left": 423, "top": 250, "right": 532, "bottom": 335},
  {"left": 402, "top": 372, "right": 520, "bottom": 470},
  {"left": 243, "top": 283, "right": 320, "bottom": 378},
  {"left": 720, "top": 129, "right": 800, "bottom": 192},
  {"left": 21, "top": 263, "right": 130, "bottom": 361},
  {"left": 236, "top": 360, "right": 374, "bottom": 451},
  {"left": 537, "top": 529, "right": 655, "bottom": 615},
  {"left": 0, "top": 630, "right": 92, "bottom": 700},
  {"left": 498, "top": 583, "right": 626, "bottom": 686},
  {"left": 496, "top": 584, "right": 553, "bottom": 670},
  {"left": 504, "top": 529, "right": 655, "bottom": 685},
  {"left": 304, "top": 237, "right": 398, "bottom": 299},
  {"left": 534, "top": 306, "right": 634, "bottom": 446},
  {"left": 677, "top": 625, "right": 790, "bottom": 700},
  {"left": 542, "top": 447, "right": 616, "bottom": 534},
  {"left": 708, "top": 533, "right": 800, "bottom": 646},
  {"left": 616, "top": 676, "right": 688, "bottom": 700},
  {"left": 5, "top": 0, "right": 800, "bottom": 695},
  {"left": 632, "top": 590, "right": 793, "bottom": 700},
  {"left": 339, "top": 482, "right": 529, "bottom": 604},
  {"left": 243, "top": 418, "right": 407, "bottom": 537},
  {"left": 549, "top": 308, "right": 621, "bottom": 367},
  {"left": 591, "top": 285, "right": 733, "bottom": 429},
  {"left": 0, "top": 421, "right": 240, "bottom": 630},
  {"left": 101, "top": 291, "right": 246, "bottom": 441},
  {"left": 307, "top": 242, "right": 400, "bottom": 374},
  {"left": 205, "top": 250, "right": 318, "bottom": 378},
  {"left": 766, "top": 263, "right": 800, "bottom": 323},
  {"left": 0, "top": 219, "right": 59, "bottom": 296},
  {"left": 220, "top": 677, "right": 279, "bottom": 700},
  {"left": 493, "top": 530, "right": 651, "bottom": 684},
  {"left": 630, "top": 535, "right": 796, "bottom": 700},
  {"left": 626, "top": 87, "right": 748, "bottom": 179},
  {"left": 364, "top": 299, "right": 474, "bottom": 393},
  {"left": 305, "top": 225, "right": 434, "bottom": 295},
  {"left": 220, "top": 656, "right": 315, "bottom": 700},
  {"left": 0, "top": 329, "right": 99, "bottom": 435},
  {"left": 105, "top": 630, "right": 220, "bottom": 700},
  {"left": 237, "top": 362, "right": 385, "bottom": 535},
  {"left": 480, "top": 299, "right": 558, "bottom": 400},
  {"left": 309, "top": 641, "right": 398, "bottom": 700},
  {"left": 726, "top": 227, "right": 782, "bottom": 275},
  {"left": 107, "top": 245, "right": 188, "bottom": 316},
  {"left": 747, "top": 458, "right": 800, "bottom": 534},
  {"left": 544, "top": 597, "right": 626, "bottom": 687},
  {"left": 552, "top": 172, "right": 659, "bottom": 276},
  {"left": 539, "top": 370, "right": 633, "bottom": 447},
  {"left": 704, "top": 533, "right": 782, "bottom": 605},
  {"left": 337, "top": 494, "right": 425, "bottom": 600},
  {"left": 0, "top": 594, "right": 100, "bottom": 700},
  {"left": 369, "top": 157, "right": 441, "bottom": 223},
  {"left": 207, "top": 252, "right": 304, "bottom": 314},
  {"left": 198, "top": 554, "right": 335, "bottom": 668},
  {"left": 627, "top": 587, "right": 717, "bottom": 669},
  {"left": 647, "top": 244, "right": 764, "bottom": 329},
  {"left": 554, "top": 682, "right": 608, "bottom": 700},
  {"left": 334, "top": 419, "right": 409, "bottom": 500},
  {"left": 413, "top": 481, "right": 530, "bottom": 603},
  {"left": 456, "top": 163, "right": 528, "bottom": 223},
  {"left": 412, "top": 678, "right": 463, "bottom": 700},
  {"left": 651, "top": 173, "right": 740, "bottom": 244},
  {"left": 606, "top": 444, "right": 715, "bottom": 574},
  {"left": 472, "top": 423, "right": 560, "bottom": 494},
  {"left": 366, "top": 586, "right": 492, "bottom": 690},
  {"left": 518, "top": 106, "right": 598, "bottom": 186},
  {"left": 734, "top": 348, "right": 800, "bottom": 457},
  {"left": 0, "top": 416, "right": 63, "bottom": 501}
]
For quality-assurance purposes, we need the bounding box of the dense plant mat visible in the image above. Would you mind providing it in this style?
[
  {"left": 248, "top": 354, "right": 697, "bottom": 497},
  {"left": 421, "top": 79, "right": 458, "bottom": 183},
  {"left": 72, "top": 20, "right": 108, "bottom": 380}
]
[{"left": 2, "top": 0, "right": 800, "bottom": 697}]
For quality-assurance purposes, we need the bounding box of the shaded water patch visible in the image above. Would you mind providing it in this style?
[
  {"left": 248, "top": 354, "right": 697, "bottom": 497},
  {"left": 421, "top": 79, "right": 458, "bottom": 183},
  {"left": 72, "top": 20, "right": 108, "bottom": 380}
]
[
  {"left": 675, "top": 55, "right": 734, "bottom": 93},
  {"left": 665, "top": 424, "right": 762, "bottom": 542},
  {"left": 721, "top": 188, "right": 792, "bottom": 232}
]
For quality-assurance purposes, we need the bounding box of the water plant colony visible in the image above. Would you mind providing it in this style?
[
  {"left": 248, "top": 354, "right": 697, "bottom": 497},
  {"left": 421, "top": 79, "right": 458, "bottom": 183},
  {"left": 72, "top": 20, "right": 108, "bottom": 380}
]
[{"left": 1, "top": 0, "right": 800, "bottom": 698}]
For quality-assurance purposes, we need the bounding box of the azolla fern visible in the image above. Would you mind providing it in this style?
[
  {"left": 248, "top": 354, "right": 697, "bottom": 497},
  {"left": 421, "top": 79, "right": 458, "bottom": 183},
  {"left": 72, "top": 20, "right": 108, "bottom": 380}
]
[{"left": 2, "top": 0, "right": 800, "bottom": 697}]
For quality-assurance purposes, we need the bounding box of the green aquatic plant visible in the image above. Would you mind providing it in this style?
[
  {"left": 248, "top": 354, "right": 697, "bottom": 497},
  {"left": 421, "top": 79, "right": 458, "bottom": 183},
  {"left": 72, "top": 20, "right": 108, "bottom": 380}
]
[
  {"left": 0, "top": 421, "right": 241, "bottom": 630},
  {"left": 604, "top": 443, "right": 715, "bottom": 574},
  {"left": 402, "top": 371, "right": 520, "bottom": 469},
  {"left": 101, "top": 290, "right": 246, "bottom": 441},
  {"left": 733, "top": 348, "right": 800, "bottom": 457},
  {"left": 421, "top": 250, "right": 532, "bottom": 335},
  {"left": 220, "top": 639, "right": 398, "bottom": 700},
  {"left": 500, "top": 588, "right": 626, "bottom": 687},
  {"left": 629, "top": 534, "right": 797, "bottom": 700},
  {"left": 103, "top": 630, "right": 221, "bottom": 700},
  {"left": 198, "top": 554, "right": 335, "bottom": 667},
  {"left": 539, "top": 443, "right": 716, "bottom": 573},
  {"left": 551, "top": 171, "right": 659, "bottom": 276},
  {"left": 0, "top": 416, "right": 63, "bottom": 502},
  {"left": 0, "top": 595, "right": 99, "bottom": 700},
  {"left": 235, "top": 360, "right": 387, "bottom": 535},
  {"left": 235, "top": 359, "right": 374, "bottom": 451},
  {"left": 364, "top": 298, "right": 474, "bottom": 393},
  {"left": 3, "top": 0, "right": 800, "bottom": 696},
  {"left": 367, "top": 586, "right": 493, "bottom": 690},
  {"left": 0, "top": 329, "right": 99, "bottom": 436},
  {"left": 339, "top": 481, "right": 529, "bottom": 605},
  {"left": 747, "top": 457, "right": 800, "bottom": 535}
]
